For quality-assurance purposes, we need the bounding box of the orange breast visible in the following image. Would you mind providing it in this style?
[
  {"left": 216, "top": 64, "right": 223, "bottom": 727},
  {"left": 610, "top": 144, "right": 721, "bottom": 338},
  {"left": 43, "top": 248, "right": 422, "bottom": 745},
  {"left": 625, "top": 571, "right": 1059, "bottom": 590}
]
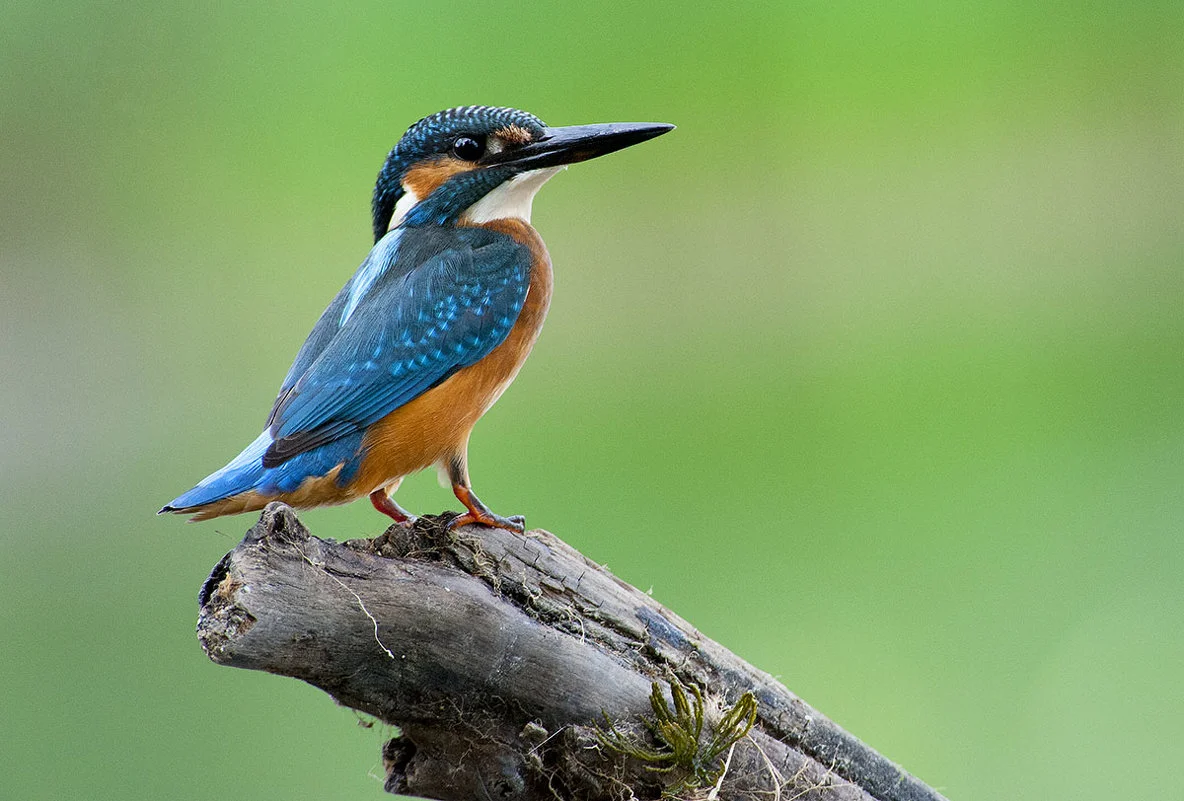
[{"left": 350, "top": 218, "right": 553, "bottom": 493}]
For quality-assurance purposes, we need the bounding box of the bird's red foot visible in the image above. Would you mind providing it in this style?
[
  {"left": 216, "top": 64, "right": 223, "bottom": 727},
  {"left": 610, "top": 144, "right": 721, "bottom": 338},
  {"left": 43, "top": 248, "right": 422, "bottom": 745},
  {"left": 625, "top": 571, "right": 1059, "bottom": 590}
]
[
  {"left": 448, "top": 483, "right": 525, "bottom": 532},
  {"left": 447, "top": 509, "right": 526, "bottom": 533},
  {"left": 370, "top": 488, "right": 416, "bottom": 525}
]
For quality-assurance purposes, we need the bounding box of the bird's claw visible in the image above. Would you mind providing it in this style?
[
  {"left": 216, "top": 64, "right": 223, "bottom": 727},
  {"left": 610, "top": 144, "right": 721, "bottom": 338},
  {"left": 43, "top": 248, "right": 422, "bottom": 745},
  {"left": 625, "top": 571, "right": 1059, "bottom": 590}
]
[{"left": 447, "top": 510, "right": 526, "bottom": 533}]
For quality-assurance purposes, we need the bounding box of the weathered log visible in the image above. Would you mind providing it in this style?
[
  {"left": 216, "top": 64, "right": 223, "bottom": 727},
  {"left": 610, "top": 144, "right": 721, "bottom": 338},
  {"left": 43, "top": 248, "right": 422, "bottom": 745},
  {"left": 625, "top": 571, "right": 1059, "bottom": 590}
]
[{"left": 197, "top": 503, "right": 946, "bottom": 801}]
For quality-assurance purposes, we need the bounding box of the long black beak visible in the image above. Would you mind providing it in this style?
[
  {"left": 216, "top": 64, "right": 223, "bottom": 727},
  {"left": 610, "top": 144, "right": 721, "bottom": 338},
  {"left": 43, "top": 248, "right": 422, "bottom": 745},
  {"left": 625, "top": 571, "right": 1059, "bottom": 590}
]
[{"left": 485, "top": 121, "right": 675, "bottom": 172}]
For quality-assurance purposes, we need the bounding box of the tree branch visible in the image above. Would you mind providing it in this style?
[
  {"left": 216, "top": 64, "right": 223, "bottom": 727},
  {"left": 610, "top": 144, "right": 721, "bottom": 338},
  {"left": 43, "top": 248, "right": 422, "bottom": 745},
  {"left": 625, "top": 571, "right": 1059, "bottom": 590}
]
[{"left": 197, "top": 503, "right": 947, "bottom": 801}]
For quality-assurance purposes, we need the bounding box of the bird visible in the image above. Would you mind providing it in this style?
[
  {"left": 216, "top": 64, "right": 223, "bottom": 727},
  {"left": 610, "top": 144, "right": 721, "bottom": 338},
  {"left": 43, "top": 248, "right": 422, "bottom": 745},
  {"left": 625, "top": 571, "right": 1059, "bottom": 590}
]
[{"left": 160, "top": 106, "right": 673, "bottom": 532}]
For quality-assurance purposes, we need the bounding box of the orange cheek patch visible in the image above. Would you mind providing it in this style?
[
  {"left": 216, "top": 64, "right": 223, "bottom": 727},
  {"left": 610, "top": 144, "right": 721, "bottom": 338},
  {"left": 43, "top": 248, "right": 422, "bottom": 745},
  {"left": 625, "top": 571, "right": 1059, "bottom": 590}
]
[
  {"left": 402, "top": 158, "right": 478, "bottom": 200},
  {"left": 494, "top": 125, "right": 534, "bottom": 145}
]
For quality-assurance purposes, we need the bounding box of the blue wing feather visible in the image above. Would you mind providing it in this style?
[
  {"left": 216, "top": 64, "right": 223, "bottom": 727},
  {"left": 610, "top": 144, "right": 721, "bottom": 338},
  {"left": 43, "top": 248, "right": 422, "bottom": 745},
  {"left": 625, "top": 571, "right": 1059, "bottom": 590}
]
[{"left": 262, "top": 225, "right": 532, "bottom": 467}]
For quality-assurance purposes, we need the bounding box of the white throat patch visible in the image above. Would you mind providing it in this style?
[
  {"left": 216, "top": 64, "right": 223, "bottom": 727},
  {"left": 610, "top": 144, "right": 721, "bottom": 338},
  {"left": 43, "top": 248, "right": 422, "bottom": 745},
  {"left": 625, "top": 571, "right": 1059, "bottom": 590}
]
[
  {"left": 462, "top": 166, "right": 564, "bottom": 224},
  {"left": 388, "top": 188, "right": 421, "bottom": 231}
]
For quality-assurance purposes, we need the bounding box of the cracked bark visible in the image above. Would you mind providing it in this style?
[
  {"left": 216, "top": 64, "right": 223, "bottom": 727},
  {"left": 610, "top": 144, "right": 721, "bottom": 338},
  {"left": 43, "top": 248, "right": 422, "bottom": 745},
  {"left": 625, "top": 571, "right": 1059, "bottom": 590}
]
[{"left": 197, "top": 503, "right": 948, "bottom": 801}]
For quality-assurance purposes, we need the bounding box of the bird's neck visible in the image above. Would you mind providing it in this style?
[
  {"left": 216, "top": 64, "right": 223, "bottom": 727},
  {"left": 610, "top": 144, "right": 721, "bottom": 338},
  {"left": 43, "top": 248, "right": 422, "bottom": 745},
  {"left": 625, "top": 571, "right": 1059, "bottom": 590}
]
[
  {"left": 391, "top": 166, "right": 564, "bottom": 232},
  {"left": 459, "top": 167, "right": 564, "bottom": 226}
]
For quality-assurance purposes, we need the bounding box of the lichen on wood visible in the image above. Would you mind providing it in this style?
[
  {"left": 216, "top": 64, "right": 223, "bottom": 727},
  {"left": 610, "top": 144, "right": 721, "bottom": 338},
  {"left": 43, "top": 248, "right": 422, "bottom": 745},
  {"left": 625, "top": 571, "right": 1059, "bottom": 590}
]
[{"left": 598, "top": 679, "right": 759, "bottom": 797}]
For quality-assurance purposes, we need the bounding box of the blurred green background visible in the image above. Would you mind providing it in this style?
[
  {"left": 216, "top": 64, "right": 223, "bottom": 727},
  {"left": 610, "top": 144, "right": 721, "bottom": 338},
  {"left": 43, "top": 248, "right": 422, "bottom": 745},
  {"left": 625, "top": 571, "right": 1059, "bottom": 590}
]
[{"left": 3, "top": 1, "right": 1182, "bottom": 799}]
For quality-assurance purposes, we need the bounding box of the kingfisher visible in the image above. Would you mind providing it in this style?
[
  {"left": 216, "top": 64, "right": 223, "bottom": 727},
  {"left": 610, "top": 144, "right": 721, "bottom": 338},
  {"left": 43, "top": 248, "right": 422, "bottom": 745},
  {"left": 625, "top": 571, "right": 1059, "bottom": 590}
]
[{"left": 161, "top": 106, "right": 673, "bottom": 532}]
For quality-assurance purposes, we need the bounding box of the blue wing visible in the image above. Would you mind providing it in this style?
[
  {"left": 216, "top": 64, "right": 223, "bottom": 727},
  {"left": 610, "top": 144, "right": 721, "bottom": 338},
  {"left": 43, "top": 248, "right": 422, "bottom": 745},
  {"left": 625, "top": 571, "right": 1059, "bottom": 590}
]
[{"left": 260, "top": 225, "right": 532, "bottom": 468}]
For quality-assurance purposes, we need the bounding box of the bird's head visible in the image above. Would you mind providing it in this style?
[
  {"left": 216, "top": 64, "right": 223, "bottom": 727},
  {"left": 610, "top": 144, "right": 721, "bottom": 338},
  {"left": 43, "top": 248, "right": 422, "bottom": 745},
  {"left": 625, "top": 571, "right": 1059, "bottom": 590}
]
[{"left": 371, "top": 106, "right": 673, "bottom": 241}]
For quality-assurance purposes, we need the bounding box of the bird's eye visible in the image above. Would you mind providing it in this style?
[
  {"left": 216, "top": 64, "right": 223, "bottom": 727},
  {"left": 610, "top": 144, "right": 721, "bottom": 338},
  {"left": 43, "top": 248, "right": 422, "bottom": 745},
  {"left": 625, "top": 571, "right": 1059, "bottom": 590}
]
[{"left": 451, "top": 136, "right": 485, "bottom": 161}]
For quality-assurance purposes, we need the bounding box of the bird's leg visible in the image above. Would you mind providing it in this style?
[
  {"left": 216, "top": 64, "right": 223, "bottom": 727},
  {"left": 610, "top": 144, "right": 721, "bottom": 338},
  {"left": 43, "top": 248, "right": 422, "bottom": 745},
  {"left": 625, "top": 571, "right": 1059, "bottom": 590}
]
[
  {"left": 369, "top": 478, "right": 415, "bottom": 524},
  {"left": 444, "top": 455, "right": 525, "bottom": 533}
]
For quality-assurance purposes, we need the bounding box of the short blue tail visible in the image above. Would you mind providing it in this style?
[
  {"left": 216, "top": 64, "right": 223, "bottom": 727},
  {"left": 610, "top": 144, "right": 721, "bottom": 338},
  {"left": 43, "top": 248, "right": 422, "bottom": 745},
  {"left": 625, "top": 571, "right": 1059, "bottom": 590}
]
[
  {"left": 161, "top": 430, "right": 366, "bottom": 513},
  {"left": 161, "top": 431, "right": 272, "bottom": 511}
]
